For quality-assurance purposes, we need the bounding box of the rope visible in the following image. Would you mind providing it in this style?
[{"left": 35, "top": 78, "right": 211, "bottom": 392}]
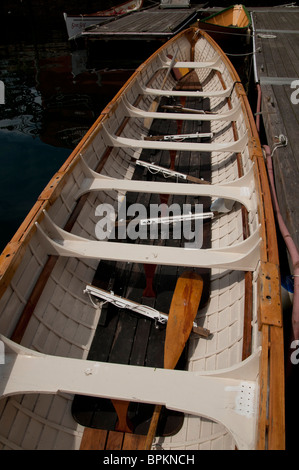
[
  {"left": 225, "top": 47, "right": 262, "bottom": 57},
  {"left": 257, "top": 33, "right": 277, "bottom": 39}
]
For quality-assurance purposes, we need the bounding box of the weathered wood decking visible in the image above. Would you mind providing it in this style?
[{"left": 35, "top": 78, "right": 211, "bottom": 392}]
[
  {"left": 80, "top": 6, "right": 200, "bottom": 41},
  {"left": 252, "top": 6, "right": 299, "bottom": 251}
]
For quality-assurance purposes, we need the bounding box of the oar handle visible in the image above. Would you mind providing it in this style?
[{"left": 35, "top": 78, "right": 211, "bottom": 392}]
[
  {"left": 144, "top": 404, "right": 163, "bottom": 450},
  {"left": 187, "top": 174, "right": 211, "bottom": 185}
]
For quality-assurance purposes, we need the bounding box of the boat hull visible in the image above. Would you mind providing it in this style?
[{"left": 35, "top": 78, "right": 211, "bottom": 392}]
[
  {"left": 63, "top": 13, "right": 111, "bottom": 39},
  {"left": 0, "top": 27, "right": 284, "bottom": 450},
  {"left": 63, "top": 0, "right": 143, "bottom": 39},
  {"left": 197, "top": 5, "right": 251, "bottom": 51}
]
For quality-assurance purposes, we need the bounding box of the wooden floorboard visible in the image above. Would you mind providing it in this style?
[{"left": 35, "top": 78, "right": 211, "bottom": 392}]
[
  {"left": 80, "top": 428, "right": 108, "bottom": 450},
  {"left": 106, "top": 431, "right": 125, "bottom": 450},
  {"left": 79, "top": 428, "right": 147, "bottom": 450},
  {"left": 123, "top": 433, "right": 147, "bottom": 450}
]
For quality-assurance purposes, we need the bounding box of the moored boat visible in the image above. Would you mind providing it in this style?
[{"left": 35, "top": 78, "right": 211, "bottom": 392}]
[
  {"left": 63, "top": 0, "right": 144, "bottom": 39},
  {"left": 0, "top": 27, "right": 284, "bottom": 450},
  {"left": 197, "top": 5, "right": 251, "bottom": 50}
]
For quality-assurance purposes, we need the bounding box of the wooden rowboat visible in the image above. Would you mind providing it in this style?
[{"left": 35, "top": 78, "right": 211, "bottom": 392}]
[
  {"left": 197, "top": 5, "right": 251, "bottom": 50},
  {"left": 198, "top": 4, "right": 251, "bottom": 34},
  {"left": 63, "top": 0, "right": 143, "bottom": 39},
  {"left": 0, "top": 27, "right": 284, "bottom": 450}
]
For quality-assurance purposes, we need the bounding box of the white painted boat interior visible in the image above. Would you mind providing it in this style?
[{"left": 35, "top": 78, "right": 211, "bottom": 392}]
[{"left": 0, "top": 30, "right": 261, "bottom": 450}]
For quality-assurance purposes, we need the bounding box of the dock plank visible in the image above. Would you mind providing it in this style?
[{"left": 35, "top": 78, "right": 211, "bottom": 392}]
[
  {"left": 81, "top": 7, "right": 198, "bottom": 40},
  {"left": 253, "top": 7, "right": 299, "bottom": 250}
]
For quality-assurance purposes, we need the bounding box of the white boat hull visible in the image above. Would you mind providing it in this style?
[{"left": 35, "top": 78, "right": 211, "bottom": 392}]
[{"left": 63, "top": 13, "right": 109, "bottom": 39}]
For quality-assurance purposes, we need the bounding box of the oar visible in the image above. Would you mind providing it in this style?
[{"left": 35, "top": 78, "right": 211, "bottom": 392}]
[
  {"left": 144, "top": 271, "right": 203, "bottom": 449},
  {"left": 144, "top": 50, "right": 179, "bottom": 129},
  {"left": 161, "top": 104, "right": 216, "bottom": 115}
]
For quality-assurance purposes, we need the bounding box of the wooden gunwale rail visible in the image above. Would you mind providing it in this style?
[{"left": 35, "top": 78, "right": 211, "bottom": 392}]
[{"left": 241, "top": 76, "right": 284, "bottom": 451}]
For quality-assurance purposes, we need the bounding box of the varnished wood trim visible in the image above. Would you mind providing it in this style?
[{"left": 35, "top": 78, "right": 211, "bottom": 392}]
[
  {"left": 256, "top": 325, "right": 270, "bottom": 450},
  {"left": 242, "top": 272, "right": 253, "bottom": 360},
  {"left": 252, "top": 120, "right": 285, "bottom": 450},
  {"left": 0, "top": 200, "right": 47, "bottom": 299},
  {"left": 106, "top": 431, "right": 124, "bottom": 450},
  {"left": 79, "top": 429, "right": 147, "bottom": 450},
  {"left": 268, "top": 326, "right": 285, "bottom": 449},
  {"left": 11, "top": 255, "right": 58, "bottom": 343},
  {"left": 258, "top": 261, "right": 282, "bottom": 328},
  {"left": 79, "top": 428, "right": 108, "bottom": 450}
]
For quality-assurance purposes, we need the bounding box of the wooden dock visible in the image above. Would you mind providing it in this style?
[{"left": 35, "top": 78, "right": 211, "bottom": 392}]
[
  {"left": 251, "top": 5, "right": 299, "bottom": 251},
  {"left": 80, "top": 5, "right": 200, "bottom": 41}
]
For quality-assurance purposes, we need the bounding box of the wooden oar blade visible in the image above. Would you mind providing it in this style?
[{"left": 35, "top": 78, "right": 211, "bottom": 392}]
[
  {"left": 144, "top": 272, "right": 203, "bottom": 449},
  {"left": 164, "top": 271, "right": 203, "bottom": 370}
]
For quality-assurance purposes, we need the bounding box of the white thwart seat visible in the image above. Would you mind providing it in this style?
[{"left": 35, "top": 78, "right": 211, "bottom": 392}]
[
  {"left": 122, "top": 96, "right": 242, "bottom": 122},
  {"left": 0, "top": 335, "right": 261, "bottom": 451},
  {"left": 77, "top": 158, "right": 256, "bottom": 212},
  {"left": 36, "top": 211, "right": 261, "bottom": 271},
  {"left": 158, "top": 53, "right": 223, "bottom": 71},
  {"left": 137, "top": 80, "right": 235, "bottom": 98},
  {"left": 102, "top": 124, "right": 248, "bottom": 153}
]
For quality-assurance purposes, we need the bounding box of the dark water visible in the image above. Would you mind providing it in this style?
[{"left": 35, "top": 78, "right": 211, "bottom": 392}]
[{"left": 0, "top": 17, "right": 155, "bottom": 252}]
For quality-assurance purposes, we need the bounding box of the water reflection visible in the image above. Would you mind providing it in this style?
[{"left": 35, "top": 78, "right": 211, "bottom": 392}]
[
  {"left": 0, "top": 75, "right": 43, "bottom": 136},
  {"left": 0, "top": 22, "right": 135, "bottom": 251}
]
